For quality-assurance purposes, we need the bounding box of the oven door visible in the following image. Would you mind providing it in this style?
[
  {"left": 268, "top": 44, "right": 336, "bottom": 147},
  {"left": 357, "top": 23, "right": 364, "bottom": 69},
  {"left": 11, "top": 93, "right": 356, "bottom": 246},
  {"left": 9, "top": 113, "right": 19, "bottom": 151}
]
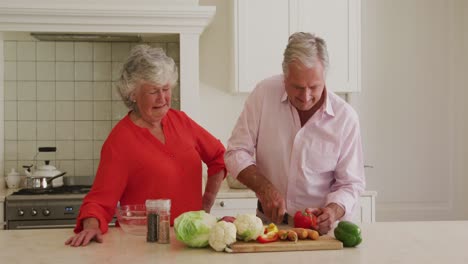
[{"left": 8, "top": 219, "right": 77, "bottom": 229}]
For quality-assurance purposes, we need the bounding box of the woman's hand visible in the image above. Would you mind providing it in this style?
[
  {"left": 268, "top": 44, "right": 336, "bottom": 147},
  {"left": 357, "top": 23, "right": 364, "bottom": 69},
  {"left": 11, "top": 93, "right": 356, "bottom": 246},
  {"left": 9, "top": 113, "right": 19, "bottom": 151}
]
[
  {"left": 65, "top": 218, "right": 103, "bottom": 247},
  {"left": 202, "top": 191, "right": 216, "bottom": 213},
  {"left": 203, "top": 170, "right": 225, "bottom": 213}
]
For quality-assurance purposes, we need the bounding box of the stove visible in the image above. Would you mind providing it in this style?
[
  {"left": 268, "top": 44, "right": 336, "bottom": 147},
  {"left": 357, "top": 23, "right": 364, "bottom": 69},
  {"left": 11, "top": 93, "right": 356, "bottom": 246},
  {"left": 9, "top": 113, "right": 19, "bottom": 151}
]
[{"left": 5, "top": 185, "right": 91, "bottom": 230}]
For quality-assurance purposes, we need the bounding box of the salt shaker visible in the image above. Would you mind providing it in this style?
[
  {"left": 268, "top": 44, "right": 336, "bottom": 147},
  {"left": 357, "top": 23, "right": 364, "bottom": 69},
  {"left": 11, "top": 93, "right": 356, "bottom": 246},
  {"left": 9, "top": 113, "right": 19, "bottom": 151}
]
[
  {"left": 145, "top": 200, "right": 159, "bottom": 242},
  {"left": 156, "top": 199, "right": 171, "bottom": 244}
]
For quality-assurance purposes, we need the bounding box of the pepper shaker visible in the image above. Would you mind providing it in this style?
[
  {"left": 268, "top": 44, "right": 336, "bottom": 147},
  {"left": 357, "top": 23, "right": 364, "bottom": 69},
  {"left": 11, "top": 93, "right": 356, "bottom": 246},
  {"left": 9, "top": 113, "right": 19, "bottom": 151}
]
[{"left": 145, "top": 200, "right": 159, "bottom": 242}]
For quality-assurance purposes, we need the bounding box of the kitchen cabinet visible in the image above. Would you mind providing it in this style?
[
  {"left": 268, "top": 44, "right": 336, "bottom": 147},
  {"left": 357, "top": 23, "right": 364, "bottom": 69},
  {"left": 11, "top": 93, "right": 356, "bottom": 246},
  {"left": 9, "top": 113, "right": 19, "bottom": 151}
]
[
  {"left": 231, "top": 0, "right": 290, "bottom": 93},
  {"left": 231, "top": 0, "right": 361, "bottom": 93},
  {"left": 291, "top": 0, "right": 361, "bottom": 93},
  {"left": 352, "top": 191, "right": 377, "bottom": 223}
]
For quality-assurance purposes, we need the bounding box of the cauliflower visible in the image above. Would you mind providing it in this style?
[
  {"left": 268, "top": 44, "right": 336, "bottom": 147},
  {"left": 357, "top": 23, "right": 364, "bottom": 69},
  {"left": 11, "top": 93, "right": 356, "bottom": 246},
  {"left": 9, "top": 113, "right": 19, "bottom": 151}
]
[
  {"left": 209, "top": 221, "right": 237, "bottom": 252},
  {"left": 233, "top": 214, "right": 264, "bottom": 242}
]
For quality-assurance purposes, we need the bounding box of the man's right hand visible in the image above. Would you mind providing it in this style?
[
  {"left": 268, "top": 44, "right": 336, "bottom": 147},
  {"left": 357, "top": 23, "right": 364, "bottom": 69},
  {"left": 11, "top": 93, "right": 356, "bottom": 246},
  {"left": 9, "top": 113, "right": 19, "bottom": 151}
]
[
  {"left": 65, "top": 218, "right": 103, "bottom": 247},
  {"left": 236, "top": 165, "right": 286, "bottom": 224},
  {"left": 257, "top": 183, "right": 286, "bottom": 224}
]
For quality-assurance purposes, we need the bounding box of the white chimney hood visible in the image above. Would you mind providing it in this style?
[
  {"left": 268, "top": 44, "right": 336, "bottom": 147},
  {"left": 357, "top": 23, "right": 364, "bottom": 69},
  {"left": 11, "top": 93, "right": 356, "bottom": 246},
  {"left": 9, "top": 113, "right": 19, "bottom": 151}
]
[{"left": 0, "top": 0, "right": 216, "bottom": 121}]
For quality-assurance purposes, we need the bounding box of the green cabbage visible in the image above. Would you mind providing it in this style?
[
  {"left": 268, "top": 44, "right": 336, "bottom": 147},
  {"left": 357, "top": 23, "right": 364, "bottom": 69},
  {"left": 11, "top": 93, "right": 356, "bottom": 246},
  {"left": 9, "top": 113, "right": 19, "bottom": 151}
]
[{"left": 174, "top": 210, "right": 217, "bottom": 247}]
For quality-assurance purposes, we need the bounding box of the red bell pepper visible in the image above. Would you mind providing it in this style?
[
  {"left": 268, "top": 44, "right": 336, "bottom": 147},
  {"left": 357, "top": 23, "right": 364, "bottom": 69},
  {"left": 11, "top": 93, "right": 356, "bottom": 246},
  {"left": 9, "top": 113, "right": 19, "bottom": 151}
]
[
  {"left": 294, "top": 208, "right": 318, "bottom": 230},
  {"left": 257, "top": 231, "right": 279, "bottom": 243}
]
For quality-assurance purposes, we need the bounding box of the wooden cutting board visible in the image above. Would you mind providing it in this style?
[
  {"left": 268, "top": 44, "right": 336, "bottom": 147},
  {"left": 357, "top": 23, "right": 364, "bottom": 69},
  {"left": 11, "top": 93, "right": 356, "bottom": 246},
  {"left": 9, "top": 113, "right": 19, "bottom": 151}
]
[{"left": 229, "top": 236, "right": 343, "bottom": 253}]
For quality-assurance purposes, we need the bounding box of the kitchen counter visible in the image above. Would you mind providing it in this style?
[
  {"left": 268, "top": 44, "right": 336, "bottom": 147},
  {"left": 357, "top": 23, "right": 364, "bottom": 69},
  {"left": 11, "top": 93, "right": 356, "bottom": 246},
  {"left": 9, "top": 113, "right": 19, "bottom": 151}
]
[
  {"left": 215, "top": 181, "right": 256, "bottom": 198},
  {"left": 0, "top": 221, "right": 467, "bottom": 263},
  {"left": 1, "top": 181, "right": 375, "bottom": 201},
  {"left": 215, "top": 181, "right": 377, "bottom": 199},
  {"left": 0, "top": 188, "right": 19, "bottom": 202}
]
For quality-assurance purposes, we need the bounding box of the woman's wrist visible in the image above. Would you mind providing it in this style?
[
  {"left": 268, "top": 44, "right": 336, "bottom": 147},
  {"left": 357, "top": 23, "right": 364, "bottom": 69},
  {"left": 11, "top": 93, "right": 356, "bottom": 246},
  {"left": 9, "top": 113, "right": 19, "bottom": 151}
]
[{"left": 83, "top": 217, "right": 99, "bottom": 230}]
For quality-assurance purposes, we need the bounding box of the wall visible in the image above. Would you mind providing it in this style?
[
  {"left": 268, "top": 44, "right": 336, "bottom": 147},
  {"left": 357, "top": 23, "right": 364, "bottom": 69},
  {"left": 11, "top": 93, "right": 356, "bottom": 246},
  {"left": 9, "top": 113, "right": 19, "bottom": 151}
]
[
  {"left": 350, "top": 0, "right": 467, "bottom": 220},
  {"left": 2, "top": 33, "right": 180, "bottom": 177},
  {"left": 452, "top": 0, "right": 468, "bottom": 219},
  {"left": 199, "top": 0, "right": 468, "bottom": 221},
  {"left": 199, "top": 0, "right": 248, "bottom": 145}
]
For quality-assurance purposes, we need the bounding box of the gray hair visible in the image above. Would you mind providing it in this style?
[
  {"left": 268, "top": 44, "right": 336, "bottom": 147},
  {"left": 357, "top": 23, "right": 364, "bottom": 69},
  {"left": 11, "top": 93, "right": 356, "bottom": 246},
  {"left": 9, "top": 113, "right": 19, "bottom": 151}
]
[
  {"left": 282, "top": 32, "right": 329, "bottom": 77},
  {"left": 116, "top": 44, "right": 179, "bottom": 110}
]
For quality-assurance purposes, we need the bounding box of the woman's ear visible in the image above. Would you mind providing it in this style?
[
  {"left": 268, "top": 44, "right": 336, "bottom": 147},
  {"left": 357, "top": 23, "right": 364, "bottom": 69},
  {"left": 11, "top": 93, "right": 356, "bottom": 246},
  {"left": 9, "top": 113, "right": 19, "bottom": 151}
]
[{"left": 129, "top": 92, "right": 136, "bottom": 102}]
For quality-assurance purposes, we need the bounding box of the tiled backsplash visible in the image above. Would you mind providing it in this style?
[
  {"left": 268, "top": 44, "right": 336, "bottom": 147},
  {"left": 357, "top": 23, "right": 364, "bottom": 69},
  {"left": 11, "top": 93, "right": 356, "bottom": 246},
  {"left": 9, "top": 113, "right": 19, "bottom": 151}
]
[{"left": 3, "top": 38, "right": 180, "bottom": 177}]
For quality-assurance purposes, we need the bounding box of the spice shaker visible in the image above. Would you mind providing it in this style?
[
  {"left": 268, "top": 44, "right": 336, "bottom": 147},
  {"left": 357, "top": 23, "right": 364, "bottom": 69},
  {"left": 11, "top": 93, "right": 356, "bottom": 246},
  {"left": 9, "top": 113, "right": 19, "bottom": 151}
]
[
  {"left": 145, "top": 199, "right": 159, "bottom": 242},
  {"left": 156, "top": 199, "right": 171, "bottom": 244}
]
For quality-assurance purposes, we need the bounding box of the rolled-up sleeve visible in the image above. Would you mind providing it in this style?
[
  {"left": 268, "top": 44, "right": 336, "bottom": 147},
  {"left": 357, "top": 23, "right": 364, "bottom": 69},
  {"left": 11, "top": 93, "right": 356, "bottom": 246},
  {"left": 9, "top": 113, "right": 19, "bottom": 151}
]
[
  {"left": 186, "top": 115, "right": 227, "bottom": 178},
  {"left": 224, "top": 87, "right": 263, "bottom": 178},
  {"left": 325, "top": 113, "right": 366, "bottom": 220},
  {"left": 74, "top": 142, "right": 128, "bottom": 234}
]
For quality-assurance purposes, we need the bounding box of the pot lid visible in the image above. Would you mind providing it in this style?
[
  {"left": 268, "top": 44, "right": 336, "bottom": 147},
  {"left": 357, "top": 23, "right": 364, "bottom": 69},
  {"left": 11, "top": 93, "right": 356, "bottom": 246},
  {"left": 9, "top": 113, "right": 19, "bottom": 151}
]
[
  {"left": 37, "top": 160, "right": 58, "bottom": 171},
  {"left": 37, "top": 164, "right": 58, "bottom": 171},
  {"left": 32, "top": 160, "right": 62, "bottom": 177}
]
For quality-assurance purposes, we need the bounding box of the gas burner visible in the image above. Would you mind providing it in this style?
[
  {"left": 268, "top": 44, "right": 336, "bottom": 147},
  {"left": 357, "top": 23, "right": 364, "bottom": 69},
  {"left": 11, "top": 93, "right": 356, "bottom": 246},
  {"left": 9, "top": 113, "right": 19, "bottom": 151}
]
[
  {"left": 13, "top": 188, "right": 54, "bottom": 195},
  {"left": 11, "top": 185, "right": 92, "bottom": 196},
  {"left": 70, "top": 187, "right": 91, "bottom": 194}
]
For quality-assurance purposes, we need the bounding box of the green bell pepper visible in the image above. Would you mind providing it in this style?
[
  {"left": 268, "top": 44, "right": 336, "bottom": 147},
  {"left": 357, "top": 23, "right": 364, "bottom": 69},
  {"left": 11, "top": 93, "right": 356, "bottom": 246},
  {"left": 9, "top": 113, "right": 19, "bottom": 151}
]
[{"left": 334, "top": 221, "right": 362, "bottom": 247}]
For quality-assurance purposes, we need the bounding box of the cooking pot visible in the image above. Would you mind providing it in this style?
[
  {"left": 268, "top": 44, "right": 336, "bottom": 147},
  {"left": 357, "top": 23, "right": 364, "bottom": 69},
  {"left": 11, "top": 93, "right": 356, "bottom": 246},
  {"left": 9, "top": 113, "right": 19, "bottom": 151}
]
[{"left": 25, "top": 171, "right": 67, "bottom": 191}]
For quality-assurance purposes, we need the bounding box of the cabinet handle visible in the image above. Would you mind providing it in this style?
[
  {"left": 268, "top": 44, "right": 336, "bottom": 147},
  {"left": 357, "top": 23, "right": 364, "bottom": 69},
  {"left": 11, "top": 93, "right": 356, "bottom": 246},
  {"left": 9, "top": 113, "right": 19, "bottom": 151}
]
[{"left": 220, "top": 201, "right": 225, "bottom": 207}]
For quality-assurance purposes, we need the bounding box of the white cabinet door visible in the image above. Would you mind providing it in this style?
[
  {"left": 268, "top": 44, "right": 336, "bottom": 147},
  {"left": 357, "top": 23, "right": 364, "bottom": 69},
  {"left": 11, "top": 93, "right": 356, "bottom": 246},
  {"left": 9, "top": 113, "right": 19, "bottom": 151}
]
[
  {"left": 351, "top": 194, "right": 376, "bottom": 223},
  {"left": 291, "top": 0, "right": 361, "bottom": 92},
  {"left": 232, "top": 0, "right": 290, "bottom": 93},
  {"left": 210, "top": 198, "right": 257, "bottom": 218},
  {"left": 232, "top": 0, "right": 361, "bottom": 93}
]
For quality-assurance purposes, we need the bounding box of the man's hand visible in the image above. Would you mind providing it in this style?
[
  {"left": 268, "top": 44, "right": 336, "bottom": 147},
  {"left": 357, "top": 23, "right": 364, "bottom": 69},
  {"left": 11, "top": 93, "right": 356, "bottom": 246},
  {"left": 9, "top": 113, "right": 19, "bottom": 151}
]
[
  {"left": 313, "top": 203, "right": 345, "bottom": 235},
  {"left": 64, "top": 218, "right": 103, "bottom": 247},
  {"left": 236, "top": 165, "right": 286, "bottom": 224},
  {"left": 257, "top": 183, "right": 286, "bottom": 224}
]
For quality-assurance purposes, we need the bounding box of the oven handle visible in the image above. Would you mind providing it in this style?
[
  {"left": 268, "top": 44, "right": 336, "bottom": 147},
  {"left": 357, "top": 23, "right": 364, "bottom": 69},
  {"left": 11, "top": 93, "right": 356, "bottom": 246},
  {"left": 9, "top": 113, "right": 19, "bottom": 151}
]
[{"left": 14, "top": 222, "right": 116, "bottom": 229}]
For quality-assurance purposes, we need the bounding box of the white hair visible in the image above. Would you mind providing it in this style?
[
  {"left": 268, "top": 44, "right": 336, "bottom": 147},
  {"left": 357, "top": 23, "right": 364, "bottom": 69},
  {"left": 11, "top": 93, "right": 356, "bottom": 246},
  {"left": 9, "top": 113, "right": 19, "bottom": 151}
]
[
  {"left": 116, "top": 44, "right": 178, "bottom": 110},
  {"left": 282, "top": 32, "right": 329, "bottom": 77}
]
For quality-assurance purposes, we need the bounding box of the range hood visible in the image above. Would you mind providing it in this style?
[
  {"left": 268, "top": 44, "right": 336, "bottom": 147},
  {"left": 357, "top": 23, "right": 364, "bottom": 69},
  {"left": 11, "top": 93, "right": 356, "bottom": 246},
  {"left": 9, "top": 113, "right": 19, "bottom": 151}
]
[
  {"left": 0, "top": 0, "right": 216, "bottom": 122},
  {"left": 30, "top": 33, "right": 142, "bottom": 42}
]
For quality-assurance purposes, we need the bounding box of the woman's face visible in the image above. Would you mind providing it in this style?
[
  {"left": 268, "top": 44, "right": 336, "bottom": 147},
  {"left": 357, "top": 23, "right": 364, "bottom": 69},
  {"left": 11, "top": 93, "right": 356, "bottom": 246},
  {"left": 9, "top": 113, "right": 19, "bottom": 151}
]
[{"left": 132, "top": 82, "right": 172, "bottom": 124}]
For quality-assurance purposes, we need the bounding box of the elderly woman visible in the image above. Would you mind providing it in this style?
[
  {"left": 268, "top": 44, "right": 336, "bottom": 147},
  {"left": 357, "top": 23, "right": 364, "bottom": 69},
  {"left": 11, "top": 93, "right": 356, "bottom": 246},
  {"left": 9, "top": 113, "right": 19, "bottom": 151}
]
[{"left": 65, "top": 45, "right": 226, "bottom": 247}]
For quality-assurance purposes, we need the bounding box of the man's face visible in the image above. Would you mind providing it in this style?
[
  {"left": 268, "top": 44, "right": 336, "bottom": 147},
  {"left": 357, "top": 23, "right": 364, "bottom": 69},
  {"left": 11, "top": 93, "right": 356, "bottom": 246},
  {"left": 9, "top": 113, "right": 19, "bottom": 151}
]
[{"left": 284, "top": 61, "right": 325, "bottom": 111}]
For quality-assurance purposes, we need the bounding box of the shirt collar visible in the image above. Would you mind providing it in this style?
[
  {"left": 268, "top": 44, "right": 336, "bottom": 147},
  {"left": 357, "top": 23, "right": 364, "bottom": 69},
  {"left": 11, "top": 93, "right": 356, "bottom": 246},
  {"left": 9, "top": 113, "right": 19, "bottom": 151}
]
[
  {"left": 322, "top": 88, "right": 335, "bottom": 117},
  {"left": 281, "top": 87, "right": 335, "bottom": 117}
]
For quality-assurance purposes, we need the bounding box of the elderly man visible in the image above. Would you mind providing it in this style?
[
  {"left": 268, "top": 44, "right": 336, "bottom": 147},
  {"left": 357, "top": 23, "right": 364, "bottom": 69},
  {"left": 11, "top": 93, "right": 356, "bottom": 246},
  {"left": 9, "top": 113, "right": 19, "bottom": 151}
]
[{"left": 225, "top": 32, "right": 365, "bottom": 234}]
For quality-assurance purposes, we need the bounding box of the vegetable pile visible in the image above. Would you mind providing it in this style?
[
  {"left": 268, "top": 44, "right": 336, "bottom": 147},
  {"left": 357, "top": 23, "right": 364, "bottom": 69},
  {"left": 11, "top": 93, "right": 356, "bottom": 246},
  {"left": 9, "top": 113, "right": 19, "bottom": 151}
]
[{"left": 175, "top": 210, "right": 362, "bottom": 252}]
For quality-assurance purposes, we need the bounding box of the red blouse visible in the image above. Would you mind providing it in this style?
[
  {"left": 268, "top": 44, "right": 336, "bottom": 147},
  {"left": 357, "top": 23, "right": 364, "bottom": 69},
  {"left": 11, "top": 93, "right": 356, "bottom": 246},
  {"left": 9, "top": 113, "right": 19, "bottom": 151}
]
[{"left": 74, "top": 110, "right": 226, "bottom": 233}]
